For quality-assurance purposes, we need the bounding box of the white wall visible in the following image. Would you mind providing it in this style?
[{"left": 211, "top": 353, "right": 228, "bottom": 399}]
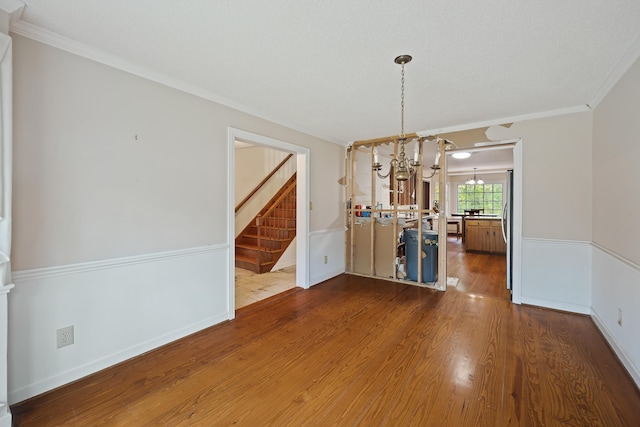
[
  {"left": 309, "top": 228, "right": 347, "bottom": 285},
  {"left": 482, "top": 112, "right": 593, "bottom": 312},
  {"left": 592, "top": 58, "right": 639, "bottom": 266},
  {"left": 485, "top": 113, "right": 593, "bottom": 242},
  {"left": 9, "top": 34, "right": 345, "bottom": 402},
  {"left": 591, "top": 57, "right": 640, "bottom": 385},
  {"left": 234, "top": 145, "right": 291, "bottom": 206},
  {"left": 13, "top": 38, "right": 225, "bottom": 270}
]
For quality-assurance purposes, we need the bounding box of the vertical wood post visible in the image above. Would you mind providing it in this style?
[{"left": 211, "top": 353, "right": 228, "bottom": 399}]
[
  {"left": 369, "top": 144, "right": 375, "bottom": 276},
  {"left": 416, "top": 139, "right": 423, "bottom": 285},
  {"left": 349, "top": 146, "right": 355, "bottom": 273},
  {"left": 437, "top": 139, "right": 447, "bottom": 291}
]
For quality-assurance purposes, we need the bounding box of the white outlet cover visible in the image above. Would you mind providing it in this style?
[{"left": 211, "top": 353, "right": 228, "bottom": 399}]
[{"left": 57, "top": 325, "right": 75, "bottom": 348}]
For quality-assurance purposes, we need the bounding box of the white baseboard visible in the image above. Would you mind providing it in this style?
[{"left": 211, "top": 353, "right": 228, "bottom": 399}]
[
  {"left": 521, "top": 296, "right": 591, "bottom": 315},
  {"left": 9, "top": 313, "right": 228, "bottom": 404},
  {"left": 591, "top": 307, "right": 640, "bottom": 387}
]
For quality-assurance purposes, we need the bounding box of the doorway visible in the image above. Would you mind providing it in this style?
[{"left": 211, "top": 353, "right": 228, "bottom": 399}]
[
  {"left": 227, "top": 128, "right": 310, "bottom": 319},
  {"left": 442, "top": 140, "right": 522, "bottom": 303},
  {"left": 234, "top": 142, "right": 297, "bottom": 308}
]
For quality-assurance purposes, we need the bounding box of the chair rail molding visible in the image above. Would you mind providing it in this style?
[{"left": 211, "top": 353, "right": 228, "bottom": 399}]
[{"left": 11, "top": 244, "right": 228, "bottom": 283}]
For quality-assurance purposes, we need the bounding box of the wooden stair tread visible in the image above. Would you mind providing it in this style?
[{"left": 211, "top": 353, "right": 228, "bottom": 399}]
[
  {"left": 236, "top": 243, "right": 282, "bottom": 253},
  {"left": 247, "top": 226, "right": 296, "bottom": 231},
  {"left": 243, "top": 235, "right": 290, "bottom": 241},
  {"left": 235, "top": 254, "right": 274, "bottom": 265}
]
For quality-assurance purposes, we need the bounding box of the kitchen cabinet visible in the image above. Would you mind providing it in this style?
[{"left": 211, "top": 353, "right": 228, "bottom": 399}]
[{"left": 465, "top": 219, "right": 506, "bottom": 254}]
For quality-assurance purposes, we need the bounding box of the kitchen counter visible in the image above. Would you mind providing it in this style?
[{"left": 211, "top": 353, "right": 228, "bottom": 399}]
[{"left": 459, "top": 215, "right": 499, "bottom": 242}]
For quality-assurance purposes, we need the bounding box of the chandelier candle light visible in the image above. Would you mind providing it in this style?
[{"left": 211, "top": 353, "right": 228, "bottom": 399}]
[{"left": 372, "top": 55, "right": 421, "bottom": 181}]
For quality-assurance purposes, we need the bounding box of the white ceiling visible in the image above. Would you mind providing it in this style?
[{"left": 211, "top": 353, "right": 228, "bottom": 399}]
[
  {"left": 445, "top": 146, "right": 514, "bottom": 175},
  {"left": 10, "top": 1, "right": 640, "bottom": 145}
]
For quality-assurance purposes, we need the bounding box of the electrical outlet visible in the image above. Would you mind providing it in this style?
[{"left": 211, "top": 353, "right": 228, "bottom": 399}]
[
  {"left": 618, "top": 309, "right": 623, "bottom": 326},
  {"left": 57, "top": 326, "right": 74, "bottom": 348},
  {"left": 323, "top": 255, "right": 328, "bottom": 264}
]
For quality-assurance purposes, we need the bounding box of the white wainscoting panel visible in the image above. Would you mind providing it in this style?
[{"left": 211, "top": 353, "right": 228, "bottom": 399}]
[
  {"left": 309, "top": 228, "right": 346, "bottom": 286},
  {"left": 8, "top": 245, "right": 229, "bottom": 404},
  {"left": 521, "top": 238, "right": 591, "bottom": 314},
  {"left": 591, "top": 244, "right": 640, "bottom": 387}
]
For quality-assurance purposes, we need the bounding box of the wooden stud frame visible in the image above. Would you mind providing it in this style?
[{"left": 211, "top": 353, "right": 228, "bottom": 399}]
[{"left": 345, "top": 134, "right": 446, "bottom": 290}]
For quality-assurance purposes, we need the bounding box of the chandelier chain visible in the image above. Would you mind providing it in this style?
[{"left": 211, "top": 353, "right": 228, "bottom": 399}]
[
  {"left": 372, "top": 55, "right": 419, "bottom": 182},
  {"left": 400, "top": 62, "right": 405, "bottom": 139}
]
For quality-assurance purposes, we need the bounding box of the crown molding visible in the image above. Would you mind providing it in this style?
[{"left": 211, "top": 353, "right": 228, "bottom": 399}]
[
  {"left": 417, "top": 104, "right": 591, "bottom": 137},
  {"left": 0, "top": 0, "right": 23, "bottom": 19},
  {"left": 588, "top": 32, "right": 640, "bottom": 109},
  {"left": 0, "top": 0, "right": 24, "bottom": 34},
  {"left": 9, "top": 19, "right": 345, "bottom": 146}
]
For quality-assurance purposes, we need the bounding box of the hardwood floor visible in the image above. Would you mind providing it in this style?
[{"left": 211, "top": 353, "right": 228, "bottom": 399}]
[{"left": 11, "top": 239, "right": 640, "bottom": 426}]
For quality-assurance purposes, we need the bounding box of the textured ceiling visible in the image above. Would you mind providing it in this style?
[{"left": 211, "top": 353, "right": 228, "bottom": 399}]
[{"left": 11, "top": 0, "right": 640, "bottom": 145}]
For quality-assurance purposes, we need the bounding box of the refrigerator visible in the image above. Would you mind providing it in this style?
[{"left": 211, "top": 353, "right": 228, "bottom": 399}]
[{"left": 501, "top": 169, "right": 514, "bottom": 293}]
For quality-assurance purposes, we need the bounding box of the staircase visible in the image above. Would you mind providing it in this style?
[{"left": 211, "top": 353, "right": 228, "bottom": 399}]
[{"left": 235, "top": 174, "right": 296, "bottom": 273}]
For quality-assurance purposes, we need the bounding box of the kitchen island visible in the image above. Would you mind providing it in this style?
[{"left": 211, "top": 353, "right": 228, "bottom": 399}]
[{"left": 463, "top": 216, "right": 506, "bottom": 254}]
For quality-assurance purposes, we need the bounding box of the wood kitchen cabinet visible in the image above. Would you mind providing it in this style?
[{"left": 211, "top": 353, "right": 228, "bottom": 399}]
[{"left": 465, "top": 219, "right": 506, "bottom": 254}]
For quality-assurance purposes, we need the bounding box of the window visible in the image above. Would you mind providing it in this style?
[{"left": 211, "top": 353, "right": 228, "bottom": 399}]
[{"left": 457, "top": 183, "right": 503, "bottom": 215}]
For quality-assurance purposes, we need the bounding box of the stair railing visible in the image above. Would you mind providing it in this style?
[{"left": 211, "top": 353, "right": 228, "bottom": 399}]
[
  {"left": 235, "top": 153, "right": 294, "bottom": 213},
  {"left": 254, "top": 179, "right": 296, "bottom": 268}
]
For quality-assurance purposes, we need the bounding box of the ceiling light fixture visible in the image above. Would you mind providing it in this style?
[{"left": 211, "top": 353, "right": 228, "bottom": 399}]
[
  {"left": 373, "top": 55, "right": 420, "bottom": 182},
  {"left": 466, "top": 168, "right": 484, "bottom": 185},
  {"left": 452, "top": 152, "right": 471, "bottom": 159}
]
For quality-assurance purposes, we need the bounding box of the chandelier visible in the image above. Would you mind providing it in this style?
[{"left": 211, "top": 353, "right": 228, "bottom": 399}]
[
  {"left": 372, "top": 55, "right": 420, "bottom": 182},
  {"left": 466, "top": 168, "right": 484, "bottom": 185}
]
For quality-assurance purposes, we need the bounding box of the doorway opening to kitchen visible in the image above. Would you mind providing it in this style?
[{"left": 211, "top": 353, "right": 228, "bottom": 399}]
[{"left": 441, "top": 140, "right": 522, "bottom": 302}]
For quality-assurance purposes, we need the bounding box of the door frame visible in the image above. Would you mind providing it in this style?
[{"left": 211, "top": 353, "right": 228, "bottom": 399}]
[{"left": 227, "top": 128, "right": 310, "bottom": 319}]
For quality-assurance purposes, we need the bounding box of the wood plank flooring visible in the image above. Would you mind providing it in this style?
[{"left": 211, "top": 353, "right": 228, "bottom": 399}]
[{"left": 11, "top": 239, "right": 640, "bottom": 426}]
